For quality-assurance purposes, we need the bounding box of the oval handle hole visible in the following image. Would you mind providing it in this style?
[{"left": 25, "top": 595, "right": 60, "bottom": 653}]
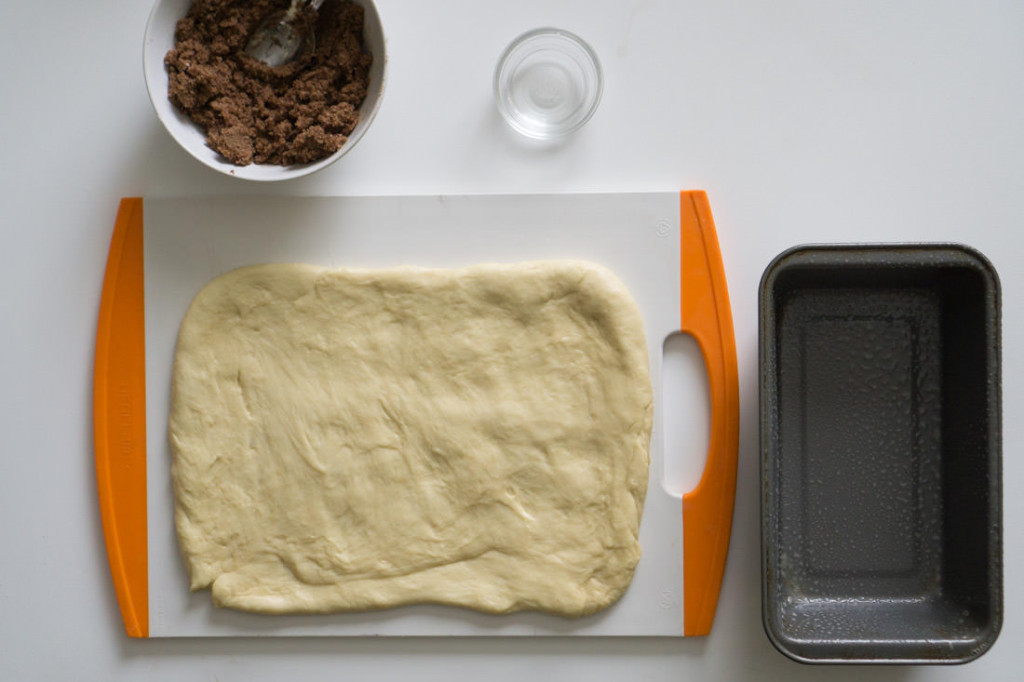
[{"left": 660, "top": 331, "right": 710, "bottom": 497}]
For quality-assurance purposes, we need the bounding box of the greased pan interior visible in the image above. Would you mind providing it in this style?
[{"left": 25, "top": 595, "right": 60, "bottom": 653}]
[{"left": 759, "top": 244, "right": 1001, "bottom": 664}]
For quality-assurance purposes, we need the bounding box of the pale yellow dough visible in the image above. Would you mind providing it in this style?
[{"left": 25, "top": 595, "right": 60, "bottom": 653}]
[{"left": 170, "top": 261, "right": 653, "bottom": 617}]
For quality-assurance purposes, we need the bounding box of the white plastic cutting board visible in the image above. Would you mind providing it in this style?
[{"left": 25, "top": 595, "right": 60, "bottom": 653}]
[{"left": 140, "top": 193, "right": 689, "bottom": 636}]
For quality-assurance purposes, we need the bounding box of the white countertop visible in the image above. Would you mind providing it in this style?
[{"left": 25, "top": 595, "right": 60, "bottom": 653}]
[{"left": 1, "top": 0, "right": 1021, "bottom": 679}]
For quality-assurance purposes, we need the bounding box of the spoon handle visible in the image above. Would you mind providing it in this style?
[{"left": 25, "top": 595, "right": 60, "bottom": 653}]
[
  {"left": 282, "top": 0, "right": 302, "bottom": 21},
  {"left": 285, "top": 0, "right": 324, "bottom": 22}
]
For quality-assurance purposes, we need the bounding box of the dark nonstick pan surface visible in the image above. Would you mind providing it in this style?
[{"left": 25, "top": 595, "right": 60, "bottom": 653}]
[{"left": 760, "top": 244, "right": 1001, "bottom": 664}]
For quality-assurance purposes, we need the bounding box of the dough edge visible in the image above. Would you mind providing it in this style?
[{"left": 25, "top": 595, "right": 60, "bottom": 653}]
[{"left": 170, "top": 260, "right": 653, "bottom": 618}]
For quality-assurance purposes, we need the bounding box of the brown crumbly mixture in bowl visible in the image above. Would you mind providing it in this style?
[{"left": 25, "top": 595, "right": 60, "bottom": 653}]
[{"left": 165, "top": 0, "right": 372, "bottom": 166}]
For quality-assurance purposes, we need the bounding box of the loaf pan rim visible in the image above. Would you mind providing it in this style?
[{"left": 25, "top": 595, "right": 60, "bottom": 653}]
[{"left": 758, "top": 242, "right": 1002, "bottom": 665}]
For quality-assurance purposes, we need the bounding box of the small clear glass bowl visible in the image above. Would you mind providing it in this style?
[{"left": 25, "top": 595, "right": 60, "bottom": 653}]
[{"left": 494, "top": 28, "right": 603, "bottom": 140}]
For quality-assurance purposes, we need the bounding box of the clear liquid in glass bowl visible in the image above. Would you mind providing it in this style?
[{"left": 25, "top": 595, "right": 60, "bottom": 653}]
[{"left": 494, "top": 28, "right": 603, "bottom": 140}]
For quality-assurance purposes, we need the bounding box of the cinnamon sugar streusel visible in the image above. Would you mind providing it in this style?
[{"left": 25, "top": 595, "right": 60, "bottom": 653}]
[{"left": 165, "top": 0, "right": 371, "bottom": 166}]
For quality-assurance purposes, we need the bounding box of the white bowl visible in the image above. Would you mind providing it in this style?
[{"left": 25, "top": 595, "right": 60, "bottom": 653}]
[{"left": 143, "top": 0, "right": 387, "bottom": 181}]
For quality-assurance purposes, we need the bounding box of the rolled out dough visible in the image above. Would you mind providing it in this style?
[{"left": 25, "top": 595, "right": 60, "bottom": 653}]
[{"left": 170, "top": 261, "right": 653, "bottom": 617}]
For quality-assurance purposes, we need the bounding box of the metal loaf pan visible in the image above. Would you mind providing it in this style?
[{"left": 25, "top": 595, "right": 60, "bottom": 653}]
[{"left": 759, "top": 244, "right": 1002, "bottom": 664}]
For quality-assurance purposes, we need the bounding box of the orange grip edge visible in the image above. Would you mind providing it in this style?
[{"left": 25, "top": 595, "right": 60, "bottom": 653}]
[
  {"left": 679, "top": 191, "right": 739, "bottom": 636},
  {"left": 94, "top": 198, "right": 148, "bottom": 637}
]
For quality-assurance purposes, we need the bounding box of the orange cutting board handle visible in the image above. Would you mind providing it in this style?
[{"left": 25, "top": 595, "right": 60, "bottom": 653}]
[
  {"left": 679, "top": 191, "right": 739, "bottom": 636},
  {"left": 94, "top": 198, "right": 149, "bottom": 638}
]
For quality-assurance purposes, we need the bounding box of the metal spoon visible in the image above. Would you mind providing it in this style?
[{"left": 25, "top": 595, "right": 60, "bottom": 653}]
[{"left": 245, "top": 0, "right": 325, "bottom": 68}]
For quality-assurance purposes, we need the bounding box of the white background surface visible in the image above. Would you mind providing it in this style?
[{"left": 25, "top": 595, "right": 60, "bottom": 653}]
[{"left": 0, "top": 0, "right": 1021, "bottom": 679}]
